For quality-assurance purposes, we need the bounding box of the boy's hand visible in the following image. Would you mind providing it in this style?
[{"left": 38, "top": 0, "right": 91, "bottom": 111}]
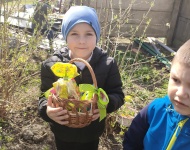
[
  {"left": 46, "top": 95, "right": 69, "bottom": 125},
  {"left": 92, "top": 109, "right": 100, "bottom": 121}
]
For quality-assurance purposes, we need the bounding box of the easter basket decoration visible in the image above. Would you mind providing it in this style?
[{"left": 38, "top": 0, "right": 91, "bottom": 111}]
[{"left": 49, "top": 58, "right": 99, "bottom": 128}]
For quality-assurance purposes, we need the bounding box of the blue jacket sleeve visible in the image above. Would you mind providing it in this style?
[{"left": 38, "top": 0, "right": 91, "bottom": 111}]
[{"left": 123, "top": 104, "right": 150, "bottom": 150}]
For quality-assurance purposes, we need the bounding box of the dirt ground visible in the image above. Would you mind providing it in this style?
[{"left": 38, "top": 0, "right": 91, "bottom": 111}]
[{"left": 0, "top": 87, "right": 123, "bottom": 150}]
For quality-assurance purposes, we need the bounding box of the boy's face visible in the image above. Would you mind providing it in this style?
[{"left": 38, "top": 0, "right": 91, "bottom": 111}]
[
  {"left": 168, "top": 62, "right": 190, "bottom": 116},
  {"left": 67, "top": 23, "right": 96, "bottom": 60}
]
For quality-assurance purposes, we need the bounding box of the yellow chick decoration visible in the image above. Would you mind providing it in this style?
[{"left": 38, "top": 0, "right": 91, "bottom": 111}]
[
  {"left": 79, "top": 84, "right": 96, "bottom": 101},
  {"left": 80, "top": 91, "right": 94, "bottom": 101}
]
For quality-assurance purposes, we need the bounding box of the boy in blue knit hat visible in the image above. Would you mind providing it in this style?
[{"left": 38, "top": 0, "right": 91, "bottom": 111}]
[
  {"left": 123, "top": 39, "right": 190, "bottom": 150},
  {"left": 38, "top": 6, "right": 124, "bottom": 150}
]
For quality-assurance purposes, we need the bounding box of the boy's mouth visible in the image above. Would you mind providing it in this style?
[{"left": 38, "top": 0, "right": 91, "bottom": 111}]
[
  {"left": 174, "top": 100, "right": 188, "bottom": 107},
  {"left": 77, "top": 47, "right": 87, "bottom": 50}
]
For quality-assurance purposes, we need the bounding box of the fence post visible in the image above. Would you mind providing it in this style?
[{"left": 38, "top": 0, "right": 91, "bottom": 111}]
[{"left": 166, "top": 0, "right": 182, "bottom": 46}]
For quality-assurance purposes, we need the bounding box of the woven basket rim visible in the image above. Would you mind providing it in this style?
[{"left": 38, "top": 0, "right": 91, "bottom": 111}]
[{"left": 69, "top": 58, "right": 97, "bottom": 88}]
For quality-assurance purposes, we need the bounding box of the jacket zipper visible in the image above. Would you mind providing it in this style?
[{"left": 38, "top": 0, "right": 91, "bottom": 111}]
[{"left": 166, "top": 118, "right": 189, "bottom": 150}]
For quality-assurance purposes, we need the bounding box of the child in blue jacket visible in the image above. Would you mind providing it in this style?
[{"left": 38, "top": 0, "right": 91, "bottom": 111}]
[{"left": 123, "top": 39, "right": 190, "bottom": 150}]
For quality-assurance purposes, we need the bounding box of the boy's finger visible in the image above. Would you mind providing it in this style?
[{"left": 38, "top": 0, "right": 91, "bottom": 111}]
[
  {"left": 92, "top": 114, "right": 100, "bottom": 121},
  {"left": 93, "top": 109, "right": 100, "bottom": 114},
  {"left": 47, "top": 95, "right": 53, "bottom": 107}
]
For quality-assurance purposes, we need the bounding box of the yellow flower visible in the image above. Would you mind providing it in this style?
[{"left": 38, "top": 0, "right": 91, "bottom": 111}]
[{"left": 124, "top": 95, "right": 133, "bottom": 102}]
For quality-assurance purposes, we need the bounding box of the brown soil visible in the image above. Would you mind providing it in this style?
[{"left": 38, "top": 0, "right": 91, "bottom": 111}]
[{"left": 0, "top": 86, "right": 123, "bottom": 150}]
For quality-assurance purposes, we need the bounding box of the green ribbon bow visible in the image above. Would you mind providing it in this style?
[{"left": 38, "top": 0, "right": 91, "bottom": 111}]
[
  {"left": 79, "top": 84, "right": 109, "bottom": 121},
  {"left": 97, "top": 88, "right": 109, "bottom": 121}
]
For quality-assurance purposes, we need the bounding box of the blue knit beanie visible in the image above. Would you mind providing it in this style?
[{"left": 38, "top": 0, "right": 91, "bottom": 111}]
[{"left": 61, "top": 6, "right": 101, "bottom": 43}]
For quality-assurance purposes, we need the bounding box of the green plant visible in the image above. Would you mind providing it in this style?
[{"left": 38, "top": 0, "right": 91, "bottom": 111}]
[{"left": 0, "top": 0, "right": 173, "bottom": 149}]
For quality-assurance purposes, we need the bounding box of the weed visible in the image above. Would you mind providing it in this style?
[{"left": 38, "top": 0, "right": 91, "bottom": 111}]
[{"left": 0, "top": 0, "right": 172, "bottom": 149}]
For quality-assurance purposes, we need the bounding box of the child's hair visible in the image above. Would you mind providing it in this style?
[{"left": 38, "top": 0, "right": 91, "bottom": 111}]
[
  {"left": 172, "top": 39, "right": 190, "bottom": 66},
  {"left": 61, "top": 6, "right": 101, "bottom": 43}
]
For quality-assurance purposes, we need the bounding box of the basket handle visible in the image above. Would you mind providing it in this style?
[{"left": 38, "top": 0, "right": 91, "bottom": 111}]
[{"left": 69, "top": 58, "right": 97, "bottom": 88}]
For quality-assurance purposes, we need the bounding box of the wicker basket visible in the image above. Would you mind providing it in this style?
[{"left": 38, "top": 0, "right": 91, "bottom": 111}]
[{"left": 52, "top": 58, "right": 98, "bottom": 128}]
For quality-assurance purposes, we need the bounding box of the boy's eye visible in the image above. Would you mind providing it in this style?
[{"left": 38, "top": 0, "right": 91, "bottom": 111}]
[
  {"left": 70, "top": 33, "right": 78, "bottom": 35},
  {"left": 172, "top": 77, "right": 179, "bottom": 83},
  {"left": 86, "top": 33, "right": 93, "bottom": 36}
]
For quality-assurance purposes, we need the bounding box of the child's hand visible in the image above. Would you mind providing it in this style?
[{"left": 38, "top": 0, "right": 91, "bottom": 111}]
[
  {"left": 46, "top": 95, "right": 69, "bottom": 125},
  {"left": 92, "top": 109, "right": 100, "bottom": 121}
]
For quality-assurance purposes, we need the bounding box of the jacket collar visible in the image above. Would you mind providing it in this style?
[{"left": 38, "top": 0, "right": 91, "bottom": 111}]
[{"left": 53, "top": 46, "right": 107, "bottom": 65}]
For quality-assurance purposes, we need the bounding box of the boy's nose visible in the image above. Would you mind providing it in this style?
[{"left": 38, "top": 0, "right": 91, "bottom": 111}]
[
  {"left": 176, "top": 85, "right": 188, "bottom": 98},
  {"left": 79, "top": 36, "right": 86, "bottom": 44}
]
